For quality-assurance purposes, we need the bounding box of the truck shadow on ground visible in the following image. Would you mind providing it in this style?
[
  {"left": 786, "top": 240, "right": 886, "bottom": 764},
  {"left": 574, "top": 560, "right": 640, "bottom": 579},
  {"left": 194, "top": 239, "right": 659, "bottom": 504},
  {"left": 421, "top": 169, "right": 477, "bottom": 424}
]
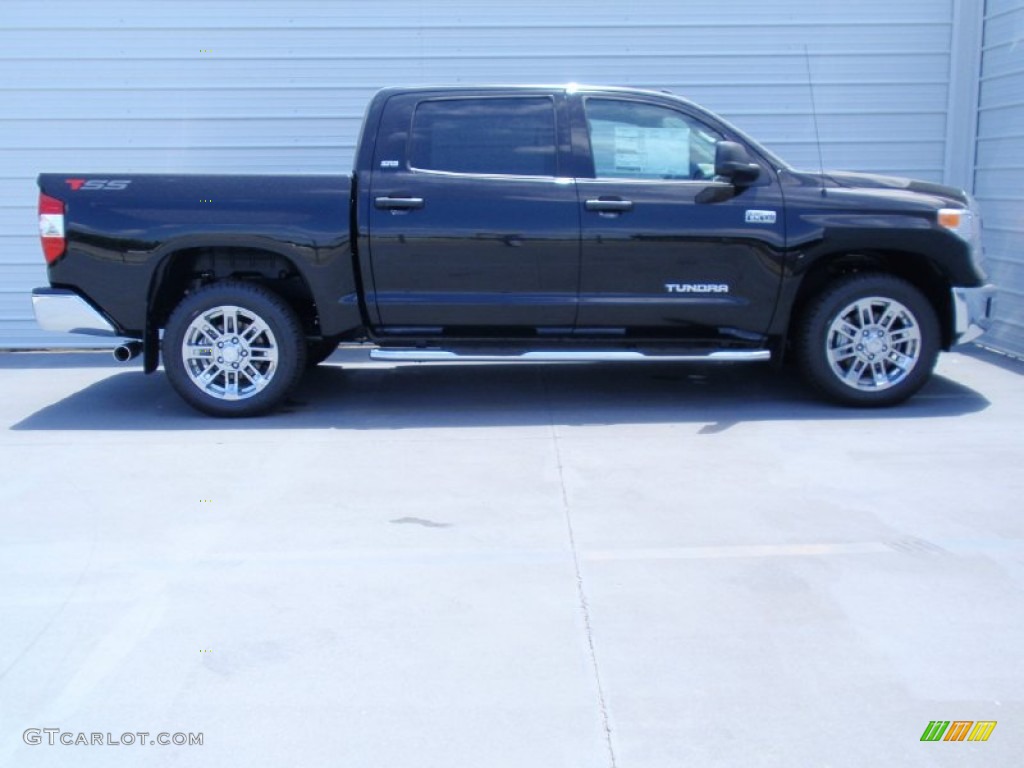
[{"left": 10, "top": 355, "right": 990, "bottom": 432}]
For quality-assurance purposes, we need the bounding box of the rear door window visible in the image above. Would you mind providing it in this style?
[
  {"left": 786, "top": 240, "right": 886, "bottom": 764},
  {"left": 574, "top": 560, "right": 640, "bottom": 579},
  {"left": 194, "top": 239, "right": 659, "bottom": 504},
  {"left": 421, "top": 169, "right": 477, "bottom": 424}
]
[{"left": 410, "top": 97, "right": 557, "bottom": 177}]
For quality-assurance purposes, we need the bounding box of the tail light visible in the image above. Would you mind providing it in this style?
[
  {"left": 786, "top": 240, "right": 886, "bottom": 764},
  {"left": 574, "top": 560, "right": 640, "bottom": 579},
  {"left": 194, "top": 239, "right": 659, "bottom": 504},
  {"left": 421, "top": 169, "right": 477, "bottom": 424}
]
[{"left": 38, "top": 193, "right": 66, "bottom": 264}]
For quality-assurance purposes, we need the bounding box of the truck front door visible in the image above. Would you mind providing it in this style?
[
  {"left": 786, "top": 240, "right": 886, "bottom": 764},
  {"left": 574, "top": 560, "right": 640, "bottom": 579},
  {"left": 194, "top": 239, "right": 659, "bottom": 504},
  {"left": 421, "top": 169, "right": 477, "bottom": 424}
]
[
  {"left": 367, "top": 92, "right": 579, "bottom": 331},
  {"left": 573, "top": 95, "right": 786, "bottom": 341}
]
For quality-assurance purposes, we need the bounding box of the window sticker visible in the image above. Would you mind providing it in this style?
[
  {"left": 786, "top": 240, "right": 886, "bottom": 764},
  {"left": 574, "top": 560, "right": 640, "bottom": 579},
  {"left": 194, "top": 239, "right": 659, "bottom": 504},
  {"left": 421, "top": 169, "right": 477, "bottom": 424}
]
[{"left": 590, "top": 120, "right": 690, "bottom": 178}]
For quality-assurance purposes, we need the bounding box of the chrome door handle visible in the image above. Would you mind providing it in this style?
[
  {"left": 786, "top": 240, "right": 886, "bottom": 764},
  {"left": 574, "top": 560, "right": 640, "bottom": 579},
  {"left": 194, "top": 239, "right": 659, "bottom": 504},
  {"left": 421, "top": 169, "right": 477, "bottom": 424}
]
[{"left": 375, "top": 196, "right": 424, "bottom": 210}]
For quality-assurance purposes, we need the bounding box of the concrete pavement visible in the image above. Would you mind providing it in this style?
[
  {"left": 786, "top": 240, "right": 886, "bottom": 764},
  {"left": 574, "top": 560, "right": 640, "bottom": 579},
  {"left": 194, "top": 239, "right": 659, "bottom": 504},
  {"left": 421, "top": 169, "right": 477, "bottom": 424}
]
[{"left": 1, "top": 348, "right": 1021, "bottom": 766}]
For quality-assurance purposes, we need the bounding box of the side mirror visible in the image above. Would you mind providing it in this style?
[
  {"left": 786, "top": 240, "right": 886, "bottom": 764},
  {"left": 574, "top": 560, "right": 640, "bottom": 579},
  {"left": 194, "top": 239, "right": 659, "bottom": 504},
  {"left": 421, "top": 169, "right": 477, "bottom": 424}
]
[{"left": 715, "top": 141, "right": 762, "bottom": 185}]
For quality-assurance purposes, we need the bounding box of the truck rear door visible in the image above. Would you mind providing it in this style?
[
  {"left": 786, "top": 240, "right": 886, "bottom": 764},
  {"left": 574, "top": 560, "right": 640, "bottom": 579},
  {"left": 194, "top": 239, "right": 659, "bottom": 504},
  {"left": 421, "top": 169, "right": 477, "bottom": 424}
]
[{"left": 366, "top": 90, "right": 578, "bottom": 331}]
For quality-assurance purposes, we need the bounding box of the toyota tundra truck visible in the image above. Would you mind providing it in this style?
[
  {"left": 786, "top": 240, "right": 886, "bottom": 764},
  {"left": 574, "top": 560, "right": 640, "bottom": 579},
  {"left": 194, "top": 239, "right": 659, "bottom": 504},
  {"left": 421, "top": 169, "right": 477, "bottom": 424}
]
[{"left": 32, "top": 84, "right": 995, "bottom": 416}]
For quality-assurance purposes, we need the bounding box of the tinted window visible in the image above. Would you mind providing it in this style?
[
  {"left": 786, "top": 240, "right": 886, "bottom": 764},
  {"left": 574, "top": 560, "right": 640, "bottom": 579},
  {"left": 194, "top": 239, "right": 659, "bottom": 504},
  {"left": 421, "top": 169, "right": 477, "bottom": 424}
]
[
  {"left": 585, "top": 99, "right": 722, "bottom": 180},
  {"left": 410, "top": 97, "right": 557, "bottom": 176}
]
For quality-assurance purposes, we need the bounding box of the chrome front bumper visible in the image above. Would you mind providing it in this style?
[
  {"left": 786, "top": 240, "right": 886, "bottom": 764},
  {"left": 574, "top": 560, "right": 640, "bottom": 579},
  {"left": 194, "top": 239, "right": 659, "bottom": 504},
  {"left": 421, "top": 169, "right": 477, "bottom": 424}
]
[
  {"left": 32, "top": 288, "right": 119, "bottom": 336},
  {"left": 951, "top": 284, "right": 996, "bottom": 345}
]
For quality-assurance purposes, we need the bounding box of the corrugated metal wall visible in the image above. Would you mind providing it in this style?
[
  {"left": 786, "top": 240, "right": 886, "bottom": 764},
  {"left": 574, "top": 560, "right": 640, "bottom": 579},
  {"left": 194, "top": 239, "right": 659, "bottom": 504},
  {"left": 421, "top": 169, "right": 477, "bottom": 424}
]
[
  {"left": 976, "top": 0, "right": 1024, "bottom": 356},
  {"left": 0, "top": 0, "right": 961, "bottom": 347}
]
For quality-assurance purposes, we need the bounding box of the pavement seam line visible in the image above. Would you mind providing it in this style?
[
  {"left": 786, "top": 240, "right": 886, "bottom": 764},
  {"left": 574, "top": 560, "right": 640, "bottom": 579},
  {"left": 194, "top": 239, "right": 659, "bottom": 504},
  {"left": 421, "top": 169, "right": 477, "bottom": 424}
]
[{"left": 541, "top": 370, "right": 618, "bottom": 768}]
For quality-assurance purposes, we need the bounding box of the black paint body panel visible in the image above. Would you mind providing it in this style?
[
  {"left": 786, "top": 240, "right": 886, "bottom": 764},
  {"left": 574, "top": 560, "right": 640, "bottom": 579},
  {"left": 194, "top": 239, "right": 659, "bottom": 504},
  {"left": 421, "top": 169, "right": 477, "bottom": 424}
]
[
  {"left": 38, "top": 84, "right": 987, "bottom": 352},
  {"left": 39, "top": 174, "right": 359, "bottom": 337}
]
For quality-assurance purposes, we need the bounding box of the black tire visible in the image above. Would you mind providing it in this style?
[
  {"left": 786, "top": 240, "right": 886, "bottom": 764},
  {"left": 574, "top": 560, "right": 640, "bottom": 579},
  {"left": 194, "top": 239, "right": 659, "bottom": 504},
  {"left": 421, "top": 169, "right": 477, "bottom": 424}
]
[
  {"left": 163, "top": 281, "right": 307, "bottom": 417},
  {"left": 306, "top": 337, "right": 340, "bottom": 367},
  {"left": 795, "top": 273, "right": 940, "bottom": 407}
]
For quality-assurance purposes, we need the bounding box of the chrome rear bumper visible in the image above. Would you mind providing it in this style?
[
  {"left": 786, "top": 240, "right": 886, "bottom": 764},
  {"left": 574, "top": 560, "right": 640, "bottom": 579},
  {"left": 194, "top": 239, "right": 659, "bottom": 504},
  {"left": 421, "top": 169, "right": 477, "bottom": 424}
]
[
  {"left": 32, "top": 288, "right": 118, "bottom": 336},
  {"left": 951, "top": 285, "right": 996, "bottom": 345}
]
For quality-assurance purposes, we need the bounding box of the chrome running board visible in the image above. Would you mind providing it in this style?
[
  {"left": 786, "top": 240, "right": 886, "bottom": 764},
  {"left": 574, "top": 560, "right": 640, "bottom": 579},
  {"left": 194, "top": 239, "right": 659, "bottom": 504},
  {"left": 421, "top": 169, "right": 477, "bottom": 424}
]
[{"left": 369, "top": 349, "right": 770, "bottom": 363}]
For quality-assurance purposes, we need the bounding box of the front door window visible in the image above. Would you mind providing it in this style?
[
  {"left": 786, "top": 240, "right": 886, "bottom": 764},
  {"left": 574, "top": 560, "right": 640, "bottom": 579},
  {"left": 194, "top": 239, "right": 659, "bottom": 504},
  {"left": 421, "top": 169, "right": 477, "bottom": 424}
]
[{"left": 585, "top": 98, "right": 721, "bottom": 181}]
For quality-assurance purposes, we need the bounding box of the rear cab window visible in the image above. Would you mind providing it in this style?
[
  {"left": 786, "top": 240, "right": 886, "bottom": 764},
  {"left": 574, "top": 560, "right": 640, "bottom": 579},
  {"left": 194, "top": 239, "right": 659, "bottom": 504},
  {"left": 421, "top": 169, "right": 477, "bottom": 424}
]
[{"left": 410, "top": 97, "right": 558, "bottom": 177}]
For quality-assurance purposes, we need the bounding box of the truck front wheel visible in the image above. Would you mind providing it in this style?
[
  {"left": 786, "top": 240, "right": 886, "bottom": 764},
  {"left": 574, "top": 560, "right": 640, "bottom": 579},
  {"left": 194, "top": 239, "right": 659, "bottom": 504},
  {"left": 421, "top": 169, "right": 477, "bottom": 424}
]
[
  {"left": 795, "top": 274, "right": 940, "bottom": 407},
  {"left": 163, "top": 281, "right": 306, "bottom": 416}
]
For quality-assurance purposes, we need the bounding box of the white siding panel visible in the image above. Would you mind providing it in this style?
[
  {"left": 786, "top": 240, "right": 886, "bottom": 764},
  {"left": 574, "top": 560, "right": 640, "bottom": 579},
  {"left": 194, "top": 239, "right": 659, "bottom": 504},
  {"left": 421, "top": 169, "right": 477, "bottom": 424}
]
[
  {"left": 0, "top": 0, "right": 957, "bottom": 347},
  {"left": 0, "top": 0, "right": 952, "bottom": 28},
  {"left": 978, "top": 102, "right": 1024, "bottom": 135},
  {"left": 0, "top": 207, "right": 34, "bottom": 236},
  {"left": 976, "top": 0, "right": 1024, "bottom": 356}
]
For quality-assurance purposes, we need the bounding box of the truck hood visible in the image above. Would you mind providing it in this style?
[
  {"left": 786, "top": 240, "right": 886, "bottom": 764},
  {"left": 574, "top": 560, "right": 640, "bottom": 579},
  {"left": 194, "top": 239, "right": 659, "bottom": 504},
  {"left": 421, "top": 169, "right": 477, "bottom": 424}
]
[{"left": 806, "top": 170, "right": 970, "bottom": 206}]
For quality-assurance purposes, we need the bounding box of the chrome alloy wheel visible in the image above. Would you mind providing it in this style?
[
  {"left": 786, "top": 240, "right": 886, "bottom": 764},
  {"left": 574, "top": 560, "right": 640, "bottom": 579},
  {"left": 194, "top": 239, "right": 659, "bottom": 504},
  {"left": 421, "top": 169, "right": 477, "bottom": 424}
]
[
  {"left": 825, "top": 296, "right": 922, "bottom": 392},
  {"left": 181, "top": 305, "right": 279, "bottom": 401}
]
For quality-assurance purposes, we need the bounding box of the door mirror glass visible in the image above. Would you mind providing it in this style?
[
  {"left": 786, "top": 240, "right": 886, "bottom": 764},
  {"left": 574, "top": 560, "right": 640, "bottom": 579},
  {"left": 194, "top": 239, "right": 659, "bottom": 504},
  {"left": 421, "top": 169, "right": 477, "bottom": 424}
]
[{"left": 715, "top": 141, "right": 761, "bottom": 185}]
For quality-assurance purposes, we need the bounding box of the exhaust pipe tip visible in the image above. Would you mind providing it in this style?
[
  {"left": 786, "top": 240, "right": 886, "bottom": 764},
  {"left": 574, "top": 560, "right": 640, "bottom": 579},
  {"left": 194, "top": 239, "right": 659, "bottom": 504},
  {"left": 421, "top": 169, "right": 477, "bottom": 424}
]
[{"left": 113, "top": 340, "right": 143, "bottom": 363}]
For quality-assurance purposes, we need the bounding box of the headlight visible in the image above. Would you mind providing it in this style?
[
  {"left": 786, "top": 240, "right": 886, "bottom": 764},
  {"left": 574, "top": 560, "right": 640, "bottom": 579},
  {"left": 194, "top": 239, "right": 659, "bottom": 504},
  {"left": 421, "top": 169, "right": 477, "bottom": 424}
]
[{"left": 938, "top": 196, "right": 984, "bottom": 276}]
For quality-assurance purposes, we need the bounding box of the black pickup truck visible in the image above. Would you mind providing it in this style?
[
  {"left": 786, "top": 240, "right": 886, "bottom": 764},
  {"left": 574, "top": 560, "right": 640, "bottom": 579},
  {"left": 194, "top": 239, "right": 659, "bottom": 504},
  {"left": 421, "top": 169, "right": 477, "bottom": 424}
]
[{"left": 33, "top": 84, "right": 995, "bottom": 416}]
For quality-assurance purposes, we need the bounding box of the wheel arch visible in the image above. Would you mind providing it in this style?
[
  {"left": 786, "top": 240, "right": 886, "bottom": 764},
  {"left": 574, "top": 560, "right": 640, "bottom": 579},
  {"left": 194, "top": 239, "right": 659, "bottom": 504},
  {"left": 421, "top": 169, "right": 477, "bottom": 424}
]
[
  {"left": 787, "top": 249, "right": 954, "bottom": 352},
  {"left": 145, "top": 244, "right": 320, "bottom": 372}
]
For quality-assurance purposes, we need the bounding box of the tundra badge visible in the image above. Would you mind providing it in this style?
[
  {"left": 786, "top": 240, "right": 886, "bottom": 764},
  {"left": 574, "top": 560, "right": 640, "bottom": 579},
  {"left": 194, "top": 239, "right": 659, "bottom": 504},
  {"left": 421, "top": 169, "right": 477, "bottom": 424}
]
[{"left": 665, "top": 283, "right": 730, "bottom": 294}]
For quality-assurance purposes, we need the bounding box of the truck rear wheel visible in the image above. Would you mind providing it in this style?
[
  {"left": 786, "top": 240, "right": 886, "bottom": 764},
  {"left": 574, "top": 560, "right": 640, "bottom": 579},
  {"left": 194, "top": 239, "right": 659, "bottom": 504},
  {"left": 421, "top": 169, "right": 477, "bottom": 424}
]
[
  {"left": 163, "top": 281, "right": 306, "bottom": 416},
  {"left": 796, "top": 274, "right": 939, "bottom": 407}
]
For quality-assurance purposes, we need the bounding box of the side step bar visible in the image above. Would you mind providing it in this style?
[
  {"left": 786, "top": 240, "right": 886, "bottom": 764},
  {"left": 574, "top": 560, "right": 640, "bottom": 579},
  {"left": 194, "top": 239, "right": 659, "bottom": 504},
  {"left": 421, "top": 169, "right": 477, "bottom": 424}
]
[{"left": 369, "top": 349, "right": 771, "bottom": 363}]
